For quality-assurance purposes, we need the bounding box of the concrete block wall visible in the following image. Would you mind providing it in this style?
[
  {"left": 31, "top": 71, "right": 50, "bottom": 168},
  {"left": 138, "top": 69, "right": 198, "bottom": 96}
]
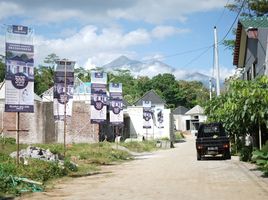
[{"left": 0, "top": 100, "right": 99, "bottom": 144}]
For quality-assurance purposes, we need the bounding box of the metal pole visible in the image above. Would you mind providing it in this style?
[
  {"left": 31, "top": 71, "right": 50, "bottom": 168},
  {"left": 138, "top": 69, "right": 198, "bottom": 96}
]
[
  {"left": 209, "top": 78, "right": 212, "bottom": 100},
  {"left": 64, "top": 60, "right": 67, "bottom": 157},
  {"left": 259, "top": 122, "right": 262, "bottom": 150},
  {"left": 16, "top": 112, "right": 20, "bottom": 165},
  {"left": 214, "top": 26, "right": 220, "bottom": 96}
]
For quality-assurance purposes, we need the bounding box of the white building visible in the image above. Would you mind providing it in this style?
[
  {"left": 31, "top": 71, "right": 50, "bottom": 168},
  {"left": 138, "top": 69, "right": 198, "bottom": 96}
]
[{"left": 173, "top": 105, "right": 207, "bottom": 135}]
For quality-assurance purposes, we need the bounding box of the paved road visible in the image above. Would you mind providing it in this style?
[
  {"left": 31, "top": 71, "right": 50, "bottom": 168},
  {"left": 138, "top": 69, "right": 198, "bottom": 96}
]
[{"left": 19, "top": 135, "right": 268, "bottom": 200}]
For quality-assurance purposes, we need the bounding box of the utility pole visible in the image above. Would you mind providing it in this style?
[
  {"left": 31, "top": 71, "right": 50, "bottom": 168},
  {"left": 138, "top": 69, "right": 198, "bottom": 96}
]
[
  {"left": 209, "top": 78, "right": 212, "bottom": 100},
  {"left": 63, "top": 59, "right": 67, "bottom": 157},
  {"left": 214, "top": 26, "right": 220, "bottom": 96}
]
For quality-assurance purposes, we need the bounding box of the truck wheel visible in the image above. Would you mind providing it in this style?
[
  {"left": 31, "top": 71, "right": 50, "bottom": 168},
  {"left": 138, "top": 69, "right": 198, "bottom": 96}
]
[{"left": 197, "top": 152, "right": 202, "bottom": 161}]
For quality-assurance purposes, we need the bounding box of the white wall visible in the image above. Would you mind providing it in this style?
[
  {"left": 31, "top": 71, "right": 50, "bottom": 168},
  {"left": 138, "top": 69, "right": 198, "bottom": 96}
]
[
  {"left": 174, "top": 114, "right": 191, "bottom": 131},
  {"left": 127, "top": 106, "right": 171, "bottom": 140}
]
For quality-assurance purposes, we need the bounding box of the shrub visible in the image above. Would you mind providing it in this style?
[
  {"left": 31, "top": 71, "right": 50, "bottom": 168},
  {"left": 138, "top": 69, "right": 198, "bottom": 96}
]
[{"left": 251, "top": 142, "right": 268, "bottom": 176}]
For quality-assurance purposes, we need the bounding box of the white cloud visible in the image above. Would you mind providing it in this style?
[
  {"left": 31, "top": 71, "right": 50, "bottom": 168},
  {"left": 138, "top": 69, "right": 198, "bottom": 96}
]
[
  {"left": 31, "top": 25, "right": 184, "bottom": 67},
  {"left": 0, "top": 0, "right": 228, "bottom": 24},
  {"left": 0, "top": 2, "right": 22, "bottom": 20},
  {"left": 152, "top": 26, "right": 190, "bottom": 39}
]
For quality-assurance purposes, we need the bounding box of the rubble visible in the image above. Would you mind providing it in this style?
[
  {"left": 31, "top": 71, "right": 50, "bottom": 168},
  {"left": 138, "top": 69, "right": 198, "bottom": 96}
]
[{"left": 10, "top": 146, "right": 60, "bottom": 162}]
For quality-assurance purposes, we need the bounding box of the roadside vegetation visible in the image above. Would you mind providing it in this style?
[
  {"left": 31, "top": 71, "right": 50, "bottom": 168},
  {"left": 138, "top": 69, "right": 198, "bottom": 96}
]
[
  {"left": 205, "top": 77, "right": 268, "bottom": 176},
  {"left": 0, "top": 138, "right": 161, "bottom": 198},
  {"left": 251, "top": 141, "right": 268, "bottom": 176}
]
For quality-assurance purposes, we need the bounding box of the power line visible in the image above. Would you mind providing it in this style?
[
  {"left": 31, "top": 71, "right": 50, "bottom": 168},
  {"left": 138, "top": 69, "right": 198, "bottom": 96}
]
[
  {"left": 183, "top": 45, "right": 213, "bottom": 67},
  {"left": 219, "top": 0, "right": 246, "bottom": 43},
  {"left": 215, "top": 0, "right": 230, "bottom": 26}
]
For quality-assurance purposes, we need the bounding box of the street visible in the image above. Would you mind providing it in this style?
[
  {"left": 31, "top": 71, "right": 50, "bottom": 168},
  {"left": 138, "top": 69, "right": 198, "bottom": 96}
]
[{"left": 19, "top": 135, "right": 268, "bottom": 200}]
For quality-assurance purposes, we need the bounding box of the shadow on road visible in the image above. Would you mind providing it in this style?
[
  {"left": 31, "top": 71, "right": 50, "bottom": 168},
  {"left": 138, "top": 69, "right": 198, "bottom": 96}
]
[{"left": 199, "top": 156, "right": 230, "bottom": 161}]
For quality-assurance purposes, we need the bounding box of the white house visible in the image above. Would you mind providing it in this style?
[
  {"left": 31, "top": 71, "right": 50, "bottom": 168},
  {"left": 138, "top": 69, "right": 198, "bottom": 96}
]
[
  {"left": 126, "top": 90, "right": 173, "bottom": 140},
  {"left": 173, "top": 105, "right": 207, "bottom": 135}
]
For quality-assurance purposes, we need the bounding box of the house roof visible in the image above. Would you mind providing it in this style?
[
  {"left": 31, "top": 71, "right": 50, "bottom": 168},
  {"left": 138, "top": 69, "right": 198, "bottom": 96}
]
[
  {"left": 239, "top": 17, "right": 268, "bottom": 29},
  {"left": 185, "top": 105, "right": 204, "bottom": 115},
  {"left": 134, "top": 90, "right": 166, "bottom": 106},
  {"left": 173, "top": 106, "right": 189, "bottom": 115},
  {"left": 233, "top": 17, "right": 268, "bottom": 66}
]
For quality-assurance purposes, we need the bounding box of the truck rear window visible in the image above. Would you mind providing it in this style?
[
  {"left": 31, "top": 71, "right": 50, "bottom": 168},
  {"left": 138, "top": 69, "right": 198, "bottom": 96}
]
[{"left": 197, "top": 123, "right": 226, "bottom": 138}]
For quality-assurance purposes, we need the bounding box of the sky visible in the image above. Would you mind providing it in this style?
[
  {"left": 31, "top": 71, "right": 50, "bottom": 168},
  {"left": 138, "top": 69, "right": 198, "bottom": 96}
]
[{"left": 0, "top": 0, "right": 238, "bottom": 80}]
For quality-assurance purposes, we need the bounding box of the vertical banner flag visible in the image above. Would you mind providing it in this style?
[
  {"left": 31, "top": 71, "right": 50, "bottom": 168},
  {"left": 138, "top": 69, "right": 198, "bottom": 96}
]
[
  {"left": 143, "top": 101, "right": 153, "bottom": 129},
  {"left": 53, "top": 60, "right": 75, "bottom": 120},
  {"left": 154, "top": 106, "right": 164, "bottom": 129},
  {"left": 5, "top": 25, "right": 34, "bottom": 112},
  {"left": 90, "top": 72, "right": 107, "bottom": 123},
  {"left": 109, "top": 83, "right": 123, "bottom": 125}
]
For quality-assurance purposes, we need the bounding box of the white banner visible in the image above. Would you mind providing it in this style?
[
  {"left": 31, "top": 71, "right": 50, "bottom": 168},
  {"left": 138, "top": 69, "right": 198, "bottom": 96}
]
[
  {"left": 53, "top": 60, "right": 75, "bottom": 121},
  {"left": 5, "top": 25, "right": 34, "bottom": 112},
  {"left": 90, "top": 72, "right": 107, "bottom": 124}
]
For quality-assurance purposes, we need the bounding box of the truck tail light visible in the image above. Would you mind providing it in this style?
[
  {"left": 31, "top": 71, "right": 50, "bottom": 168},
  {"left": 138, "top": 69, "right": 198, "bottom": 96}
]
[{"left": 223, "top": 144, "right": 229, "bottom": 148}]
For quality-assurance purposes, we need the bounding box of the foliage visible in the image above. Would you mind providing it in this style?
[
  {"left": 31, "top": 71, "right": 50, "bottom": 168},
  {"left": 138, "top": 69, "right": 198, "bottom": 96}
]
[
  {"left": 251, "top": 141, "right": 268, "bottom": 176},
  {"left": 0, "top": 142, "right": 135, "bottom": 197},
  {"left": 0, "top": 57, "right": 5, "bottom": 82},
  {"left": 0, "top": 137, "right": 16, "bottom": 145},
  {"left": 121, "top": 140, "right": 158, "bottom": 152},
  {"left": 205, "top": 77, "right": 268, "bottom": 158},
  {"left": 226, "top": 0, "right": 268, "bottom": 17},
  {"left": 174, "top": 131, "right": 185, "bottom": 141}
]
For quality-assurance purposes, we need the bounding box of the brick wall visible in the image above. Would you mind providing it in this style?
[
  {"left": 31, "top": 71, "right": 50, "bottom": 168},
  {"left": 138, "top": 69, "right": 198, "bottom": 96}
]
[{"left": 0, "top": 100, "right": 99, "bottom": 144}]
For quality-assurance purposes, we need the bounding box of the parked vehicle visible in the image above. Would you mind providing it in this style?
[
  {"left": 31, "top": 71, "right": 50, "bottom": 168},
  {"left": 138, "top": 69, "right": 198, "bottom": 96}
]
[{"left": 195, "top": 122, "right": 231, "bottom": 160}]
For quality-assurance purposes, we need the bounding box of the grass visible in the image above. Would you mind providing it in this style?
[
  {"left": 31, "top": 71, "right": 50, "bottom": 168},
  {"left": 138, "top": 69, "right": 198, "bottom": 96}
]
[
  {"left": 174, "top": 131, "right": 185, "bottom": 142},
  {"left": 120, "top": 140, "right": 158, "bottom": 152},
  {"left": 0, "top": 137, "right": 159, "bottom": 198}
]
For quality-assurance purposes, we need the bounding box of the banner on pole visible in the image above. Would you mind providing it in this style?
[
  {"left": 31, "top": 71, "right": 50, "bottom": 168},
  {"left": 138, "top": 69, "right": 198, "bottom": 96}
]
[
  {"left": 5, "top": 25, "right": 34, "bottom": 112},
  {"left": 143, "top": 101, "right": 153, "bottom": 129},
  {"left": 109, "top": 83, "right": 123, "bottom": 125},
  {"left": 53, "top": 60, "right": 75, "bottom": 121},
  {"left": 90, "top": 72, "right": 107, "bottom": 124},
  {"left": 153, "top": 106, "right": 164, "bottom": 129}
]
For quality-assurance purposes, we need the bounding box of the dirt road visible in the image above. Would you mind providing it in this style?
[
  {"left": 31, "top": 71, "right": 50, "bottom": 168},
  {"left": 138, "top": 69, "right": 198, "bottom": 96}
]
[{"left": 19, "top": 135, "right": 268, "bottom": 200}]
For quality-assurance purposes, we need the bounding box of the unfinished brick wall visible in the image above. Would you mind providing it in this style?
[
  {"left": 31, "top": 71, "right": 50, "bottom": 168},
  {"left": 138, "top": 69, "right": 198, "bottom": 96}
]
[{"left": 0, "top": 100, "right": 99, "bottom": 144}]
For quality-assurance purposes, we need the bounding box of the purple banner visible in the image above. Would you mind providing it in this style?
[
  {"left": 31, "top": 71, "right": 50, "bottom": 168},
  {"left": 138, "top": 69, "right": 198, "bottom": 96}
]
[
  {"left": 5, "top": 25, "right": 34, "bottom": 113},
  {"left": 53, "top": 61, "right": 75, "bottom": 121},
  {"left": 109, "top": 83, "right": 123, "bottom": 125},
  {"left": 90, "top": 72, "right": 107, "bottom": 124}
]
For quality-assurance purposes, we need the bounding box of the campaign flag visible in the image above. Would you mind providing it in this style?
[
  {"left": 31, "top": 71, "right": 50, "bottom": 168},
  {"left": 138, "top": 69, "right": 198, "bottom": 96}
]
[
  {"left": 53, "top": 60, "right": 75, "bottom": 121},
  {"left": 90, "top": 72, "right": 107, "bottom": 124},
  {"left": 153, "top": 106, "right": 164, "bottom": 129},
  {"left": 5, "top": 25, "right": 34, "bottom": 112},
  {"left": 109, "top": 83, "right": 123, "bottom": 125},
  {"left": 143, "top": 101, "right": 153, "bottom": 129}
]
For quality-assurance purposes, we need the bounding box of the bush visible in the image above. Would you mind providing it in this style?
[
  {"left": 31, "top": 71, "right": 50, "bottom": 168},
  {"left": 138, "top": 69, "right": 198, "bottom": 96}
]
[{"left": 251, "top": 141, "right": 268, "bottom": 176}]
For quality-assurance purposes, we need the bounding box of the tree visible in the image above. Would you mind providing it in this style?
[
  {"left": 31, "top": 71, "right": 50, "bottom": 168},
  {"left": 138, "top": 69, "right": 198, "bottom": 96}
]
[
  {"left": 34, "top": 66, "right": 55, "bottom": 95},
  {"left": 226, "top": 0, "right": 268, "bottom": 17},
  {"left": 34, "top": 53, "right": 59, "bottom": 95},
  {"left": 205, "top": 77, "right": 268, "bottom": 150},
  {"left": 44, "top": 53, "right": 59, "bottom": 66}
]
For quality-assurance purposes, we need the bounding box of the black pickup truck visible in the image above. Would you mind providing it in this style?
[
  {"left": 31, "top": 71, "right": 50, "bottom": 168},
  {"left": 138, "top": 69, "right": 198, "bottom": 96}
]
[{"left": 195, "top": 122, "right": 231, "bottom": 160}]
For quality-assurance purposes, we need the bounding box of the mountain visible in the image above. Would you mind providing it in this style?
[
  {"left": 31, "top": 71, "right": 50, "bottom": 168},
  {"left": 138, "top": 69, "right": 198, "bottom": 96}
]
[
  {"left": 102, "top": 55, "right": 214, "bottom": 88},
  {"left": 102, "top": 56, "right": 143, "bottom": 72}
]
